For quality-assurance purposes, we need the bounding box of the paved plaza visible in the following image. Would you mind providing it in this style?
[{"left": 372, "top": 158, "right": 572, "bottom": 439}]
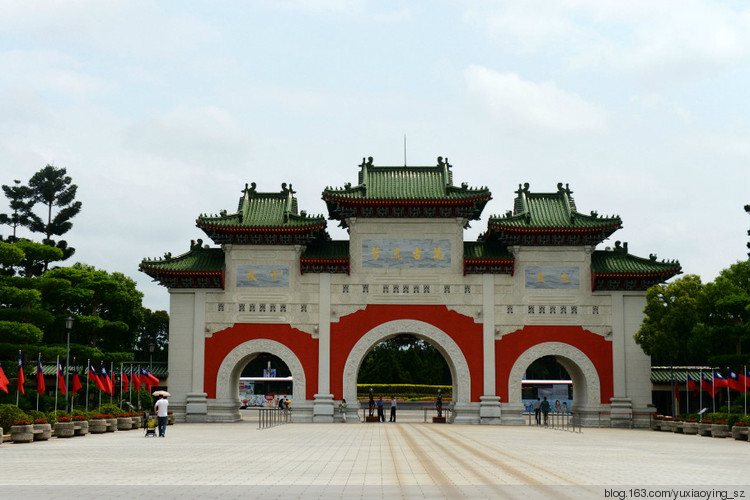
[{"left": 1, "top": 411, "right": 748, "bottom": 500}]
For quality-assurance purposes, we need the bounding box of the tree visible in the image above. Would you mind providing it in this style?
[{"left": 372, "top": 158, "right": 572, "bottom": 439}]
[
  {"left": 698, "top": 260, "right": 750, "bottom": 359},
  {"left": 24, "top": 165, "right": 82, "bottom": 268},
  {"left": 0, "top": 180, "right": 35, "bottom": 241},
  {"left": 358, "top": 338, "right": 450, "bottom": 385},
  {"left": 41, "top": 264, "right": 144, "bottom": 352},
  {"left": 634, "top": 274, "right": 706, "bottom": 365},
  {"left": 136, "top": 308, "right": 169, "bottom": 361}
]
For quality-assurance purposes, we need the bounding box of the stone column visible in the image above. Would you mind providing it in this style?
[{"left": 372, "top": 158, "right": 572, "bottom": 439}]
[
  {"left": 480, "top": 273, "right": 501, "bottom": 424},
  {"left": 609, "top": 291, "right": 632, "bottom": 427},
  {"left": 186, "top": 290, "right": 208, "bottom": 423},
  {"left": 313, "top": 273, "right": 334, "bottom": 422}
]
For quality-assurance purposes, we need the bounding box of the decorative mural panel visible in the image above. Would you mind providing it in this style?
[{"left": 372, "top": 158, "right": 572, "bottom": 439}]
[
  {"left": 236, "top": 265, "right": 290, "bottom": 287},
  {"left": 524, "top": 266, "right": 580, "bottom": 289},
  {"left": 361, "top": 239, "right": 451, "bottom": 268}
]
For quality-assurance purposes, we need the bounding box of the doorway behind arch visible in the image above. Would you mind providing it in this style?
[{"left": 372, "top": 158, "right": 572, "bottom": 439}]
[
  {"left": 521, "top": 356, "right": 574, "bottom": 418},
  {"left": 357, "top": 335, "right": 452, "bottom": 422},
  {"left": 238, "top": 353, "right": 293, "bottom": 409}
]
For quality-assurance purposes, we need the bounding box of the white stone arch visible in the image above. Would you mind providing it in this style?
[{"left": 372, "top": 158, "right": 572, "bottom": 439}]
[
  {"left": 215, "top": 339, "right": 306, "bottom": 403},
  {"left": 507, "top": 342, "right": 601, "bottom": 407},
  {"left": 342, "top": 319, "right": 471, "bottom": 406}
]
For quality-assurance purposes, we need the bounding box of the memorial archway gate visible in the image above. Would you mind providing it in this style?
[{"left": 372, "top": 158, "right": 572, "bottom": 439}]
[{"left": 140, "top": 157, "right": 680, "bottom": 426}]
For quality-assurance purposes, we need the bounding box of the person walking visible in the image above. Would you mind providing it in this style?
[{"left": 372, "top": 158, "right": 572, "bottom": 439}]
[
  {"left": 339, "top": 399, "right": 347, "bottom": 423},
  {"left": 533, "top": 397, "right": 541, "bottom": 425},
  {"left": 389, "top": 396, "right": 397, "bottom": 422},
  {"left": 540, "top": 397, "right": 551, "bottom": 426},
  {"left": 377, "top": 396, "right": 385, "bottom": 422},
  {"left": 154, "top": 395, "right": 169, "bottom": 437}
]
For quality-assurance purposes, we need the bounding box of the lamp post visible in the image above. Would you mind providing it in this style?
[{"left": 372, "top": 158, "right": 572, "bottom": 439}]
[
  {"left": 149, "top": 343, "right": 155, "bottom": 371},
  {"left": 65, "top": 316, "right": 74, "bottom": 412}
]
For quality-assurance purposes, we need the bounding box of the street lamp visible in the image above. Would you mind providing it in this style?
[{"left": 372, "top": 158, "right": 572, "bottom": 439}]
[
  {"left": 65, "top": 316, "right": 74, "bottom": 412},
  {"left": 149, "top": 343, "right": 155, "bottom": 371}
]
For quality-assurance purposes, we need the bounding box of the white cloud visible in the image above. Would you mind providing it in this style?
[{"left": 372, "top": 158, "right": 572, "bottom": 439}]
[{"left": 464, "top": 65, "right": 607, "bottom": 133}]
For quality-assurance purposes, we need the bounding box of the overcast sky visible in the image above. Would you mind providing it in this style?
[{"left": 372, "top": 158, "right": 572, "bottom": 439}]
[{"left": 1, "top": 1, "right": 749, "bottom": 312}]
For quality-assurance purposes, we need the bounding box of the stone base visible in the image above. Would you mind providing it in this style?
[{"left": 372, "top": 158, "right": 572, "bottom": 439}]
[
  {"left": 312, "top": 394, "right": 334, "bottom": 423},
  {"left": 609, "top": 398, "right": 633, "bottom": 428},
  {"left": 11, "top": 425, "right": 33, "bottom": 443},
  {"left": 500, "top": 403, "right": 525, "bottom": 425},
  {"left": 54, "top": 422, "right": 75, "bottom": 438},
  {"left": 365, "top": 416, "right": 379, "bottom": 422},
  {"left": 432, "top": 417, "right": 447, "bottom": 423},
  {"left": 452, "top": 402, "right": 480, "bottom": 424},
  {"left": 186, "top": 392, "right": 208, "bottom": 423},
  {"left": 479, "top": 396, "right": 502, "bottom": 425},
  {"left": 33, "top": 423, "right": 51, "bottom": 440},
  {"left": 289, "top": 400, "right": 314, "bottom": 423},
  {"left": 731, "top": 425, "right": 748, "bottom": 441},
  {"left": 206, "top": 400, "right": 241, "bottom": 422},
  {"left": 117, "top": 418, "right": 132, "bottom": 430}
]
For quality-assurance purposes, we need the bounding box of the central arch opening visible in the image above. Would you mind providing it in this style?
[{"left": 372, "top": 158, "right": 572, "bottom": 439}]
[
  {"left": 357, "top": 335, "right": 452, "bottom": 421},
  {"left": 521, "top": 356, "right": 574, "bottom": 415},
  {"left": 239, "top": 353, "right": 292, "bottom": 408}
]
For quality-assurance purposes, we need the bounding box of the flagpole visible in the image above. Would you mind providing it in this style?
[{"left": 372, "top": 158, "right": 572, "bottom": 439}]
[
  {"left": 699, "top": 369, "right": 703, "bottom": 414},
  {"left": 36, "top": 352, "right": 40, "bottom": 412},
  {"left": 110, "top": 361, "right": 114, "bottom": 405},
  {"left": 726, "top": 367, "right": 731, "bottom": 411},
  {"left": 670, "top": 365, "right": 675, "bottom": 417},
  {"left": 712, "top": 370, "right": 715, "bottom": 414},
  {"left": 745, "top": 365, "right": 747, "bottom": 416},
  {"left": 85, "top": 359, "right": 90, "bottom": 412},
  {"left": 129, "top": 363, "right": 133, "bottom": 405},
  {"left": 685, "top": 372, "right": 689, "bottom": 415},
  {"left": 119, "top": 363, "right": 123, "bottom": 408},
  {"left": 54, "top": 355, "right": 59, "bottom": 414}
]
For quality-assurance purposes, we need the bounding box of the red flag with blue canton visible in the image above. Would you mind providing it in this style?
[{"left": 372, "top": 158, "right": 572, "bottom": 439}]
[
  {"left": 133, "top": 366, "right": 141, "bottom": 392},
  {"left": 0, "top": 362, "right": 9, "bottom": 393},
  {"left": 18, "top": 352, "right": 25, "bottom": 394},
  {"left": 100, "top": 363, "right": 113, "bottom": 395},
  {"left": 727, "top": 370, "right": 743, "bottom": 392},
  {"left": 712, "top": 370, "right": 728, "bottom": 389},
  {"left": 701, "top": 372, "right": 717, "bottom": 397},
  {"left": 57, "top": 360, "right": 67, "bottom": 395},
  {"left": 121, "top": 365, "right": 129, "bottom": 393},
  {"left": 88, "top": 361, "right": 104, "bottom": 392},
  {"left": 36, "top": 354, "right": 45, "bottom": 395},
  {"left": 687, "top": 374, "right": 699, "bottom": 397},
  {"left": 140, "top": 366, "right": 152, "bottom": 392},
  {"left": 71, "top": 363, "right": 82, "bottom": 395}
]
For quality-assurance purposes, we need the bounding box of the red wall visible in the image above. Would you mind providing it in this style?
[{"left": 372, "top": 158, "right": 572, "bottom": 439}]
[
  {"left": 203, "top": 323, "right": 319, "bottom": 399},
  {"left": 330, "top": 305, "right": 484, "bottom": 401},
  {"left": 494, "top": 325, "right": 614, "bottom": 403}
]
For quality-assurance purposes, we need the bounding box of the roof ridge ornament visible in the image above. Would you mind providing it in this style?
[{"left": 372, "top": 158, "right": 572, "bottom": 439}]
[
  {"left": 244, "top": 182, "right": 257, "bottom": 194},
  {"left": 557, "top": 182, "right": 573, "bottom": 196},
  {"left": 614, "top": 241, "right": 628, "bottom": 253}
]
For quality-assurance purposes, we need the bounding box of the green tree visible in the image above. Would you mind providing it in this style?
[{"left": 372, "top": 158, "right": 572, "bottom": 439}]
[
  {"left": 0, "top": 180, "right": 35, "bottom": 241},
  {"left": 24, "top": 165, "right": 82, "bottom": 268},
  {"left": 41, "top": 264, "right": 144, "bottom": 352},
  {"left": 358, "top": 338, "right": 450, "bottom": 385},
  {"left": 634, "top": 274, "right": 706, "bottom": 365},
  {"left": 136, "top": 309, "right": 169, "bottom": 361}
]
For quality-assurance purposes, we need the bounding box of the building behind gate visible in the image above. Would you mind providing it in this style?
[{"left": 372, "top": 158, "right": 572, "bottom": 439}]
[{"left": 140, "top": 156, "right": 681, "bottom": 426}]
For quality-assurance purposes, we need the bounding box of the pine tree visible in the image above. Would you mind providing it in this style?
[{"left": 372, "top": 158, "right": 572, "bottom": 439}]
[
  {"left": 0, "top": 180, "right": 35, "bottom": 241},
  {"left": 24, "top": 165, "right": 82, "bottom": 269}
]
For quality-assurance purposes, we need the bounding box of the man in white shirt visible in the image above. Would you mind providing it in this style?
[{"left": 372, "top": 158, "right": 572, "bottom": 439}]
[{"left": 154, "top": 396, "right": 169, "bottom": 437}]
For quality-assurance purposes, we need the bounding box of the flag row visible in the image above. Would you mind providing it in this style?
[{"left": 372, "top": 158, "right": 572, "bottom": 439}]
[
  {"left": 0, "top": 352, "right": 159, "bottom": 396},
  {"left": 684, "top": 368, "right": 750, "bottom": 397}
]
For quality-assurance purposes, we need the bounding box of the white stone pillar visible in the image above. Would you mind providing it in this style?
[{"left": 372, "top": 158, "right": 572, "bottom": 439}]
[
  {"left": 608, "top": 292, "right": 632, "bottom": 427},
  {"left": 186, "top": 290, "right": 208, "bottom": 423},
  {"left": 313, "top": 273, "right": 334, "bottom": 422},
  {"left": 480, "top": 273, "right": 501, "bottom": 424}
]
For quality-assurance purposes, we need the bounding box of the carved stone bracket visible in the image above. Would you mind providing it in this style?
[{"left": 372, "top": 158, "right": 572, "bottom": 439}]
[{"left": 342, "top": 320, "right": 471, "bottom": 407}]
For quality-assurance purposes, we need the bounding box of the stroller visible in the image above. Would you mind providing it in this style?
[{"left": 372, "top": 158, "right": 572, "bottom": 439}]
[{"left": 144, "top": 412, "right": 158, "bottom": 437}]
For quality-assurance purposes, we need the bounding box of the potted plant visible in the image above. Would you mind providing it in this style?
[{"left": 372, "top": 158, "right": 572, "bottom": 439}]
[
  {"left": 698, "top": 419, "right": 713, "bottom": 436},
  {"left": 651, "top": 415, "right": 662, "bottom": 431},
  {"left": 11, "top": 419, "right": 34, "bottom": 443},
  {"left": 130, "top": 413, "right": 142, "bottom": 429},
  {"left": 89, "top": 414, "right": 108, "bottom": 434},
  {"left": 682, "top": 418, "right": 699, "bottom": 435},
  {"left": 54, "top": 417, "right": 75, "bottom": 438},
  {"left": 731, "top": 421, "right": 748, "bottom": 441},
  {"left": 33, "top": 418, "right": 51, "bottom": 441},
  {"left": 117, "top": 413, "right": 133, "bottom": 431},
  {"left": 660, "top": 416, "right": 674, "bottom": 432},
  {"left": 167, "top": 411, "right": 175, "bottom": 425},
  {"left": 73, "top": 415, "right": 89, "bottom": 436},
  {"left": 710, "top": 419, "right": 729, "bottom": 438},
  {"left": 672, "top": 418, "right": 684, "bottom": 434}
]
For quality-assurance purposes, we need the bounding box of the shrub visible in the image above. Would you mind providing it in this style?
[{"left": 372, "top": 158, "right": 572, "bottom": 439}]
[
  {"left": 57, "top": 417, "right": 72, "bottom": 422},
  {"left": 27, "top": 409, "right": 46, "bottom": 422},
  {"left": 99, "top": 403, "right": 122, "bottom": 416},
  {"left": 73, "top": 415, "right": 87, "bottom": 422},
  {"left": 0, "top": 404, "right": 29, "bottom": 431},
  {"left": 14, "top": 419, "right": 31, "bottom": 426},
  {"left": 33, "top": 418, "right": 48, "bottom": 424}
]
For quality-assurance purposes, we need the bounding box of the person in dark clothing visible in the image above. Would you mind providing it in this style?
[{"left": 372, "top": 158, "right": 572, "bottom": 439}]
[
  {"left": 540, "top": 397, "right": 551, "bottom": 425},
  {"left": 389, "top": 396, "right": 397, "bottom": 422},
  {"left": 377, "top": 396, "right": 385, "bottom": 422}
]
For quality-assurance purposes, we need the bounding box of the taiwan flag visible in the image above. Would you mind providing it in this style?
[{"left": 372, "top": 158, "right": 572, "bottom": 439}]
[
  {"left": 36, "top": 354, "right": 45, "bottom": 395},
  {"left": 71, "top": 362, "right": 83, "bottom": 395},
  {"left": 713, "top": 370, "right": 728, "bottom": 389},
  {"left": 143, "top": 367, "right": 160, "bottom": 386},
  {"left": 18, "top": 352, "right": 25, "bottom": 394},
  {"left": 88, "top": 361, "right": 104, "bottom": 392},
  {"left": 687, "top": 374, "right": 699, "bottom": 397},
  {"left": 0, "top": 362, "right": 9, "bottom": 393},
  {"left": 140, "top": 367, "right": 152, "bottom": 392},
  {"left": 100, "top": 363, "right": 114, "bottom": 395},
  {"left": 701, "top": 372, "right": 718, "bottom": 397},
  {"left": 57, "top": 360, "right": 67, "bottom": 395},
  {"left": 132, "top": 366, "right": 141, "bottom": 392},
  {"left": 121, "top": 365, "right": 129, "bottom": 393}
]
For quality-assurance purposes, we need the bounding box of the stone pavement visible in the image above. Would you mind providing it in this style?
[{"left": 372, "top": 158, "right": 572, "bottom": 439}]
[{"left": 1, "top": 411, "right": 748, "bottom": 500}]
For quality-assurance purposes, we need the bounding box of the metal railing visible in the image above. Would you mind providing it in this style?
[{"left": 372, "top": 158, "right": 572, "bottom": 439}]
[
  {"left": 258, "top": 408, "right": 290, "bottom": 430},
  {"left": 526, "top": 411, "right": 582, "bottom": 433},
  {"left": 598, "top": 411, "right": 656, "bottom": 429},
  {"left": 423, "top": 407, "right": 454, "bottom": 423}
]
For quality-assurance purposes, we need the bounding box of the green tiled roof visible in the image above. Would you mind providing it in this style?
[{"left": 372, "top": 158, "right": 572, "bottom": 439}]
[
  {"left": 38, "top": 362, "right": 168, "bottom": 379},
  {"left": 301, "top": 240, "right": 350, "bottom": 260},
  {"left": 592, "top": 242, "right": 681, "bottom": 275},
  {"left": 485, "top": 183, "right": 621, "bottom": 246},
  {"left": 139, "top": 240, "right": 225, "bottom": 288},
  {"left": 591, "top": 241, "right": 681, "bottom": 291},
  {"left": 322, "top": 157, "right": 491, "bottom": 224},
  {"left": 197, "top": 183, "right": 327, "bottom": 244},
  {"left": 463, "top": 241, "right": 514, "bottom": 260},
  {"left": 651, "top": 366, "right": 715, "bottom": 384}
]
